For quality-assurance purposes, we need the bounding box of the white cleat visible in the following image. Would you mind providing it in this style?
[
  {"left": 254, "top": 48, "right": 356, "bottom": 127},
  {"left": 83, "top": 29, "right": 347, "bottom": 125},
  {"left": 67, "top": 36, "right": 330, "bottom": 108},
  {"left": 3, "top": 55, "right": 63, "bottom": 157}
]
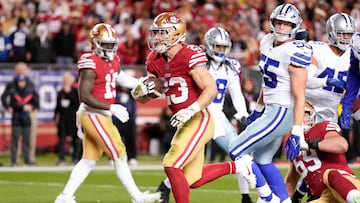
[
  {"left": 256, "top": 194, "right": 280, "bottom": 203},
  {"left": 235, "top": 154, "right": 257, "bottom": 189},
  {"left": 54, "top": 193, "right": 77, "bottom": 203},
  {"left": 132, "top": 191, "right": 161, "bottom": 203}
]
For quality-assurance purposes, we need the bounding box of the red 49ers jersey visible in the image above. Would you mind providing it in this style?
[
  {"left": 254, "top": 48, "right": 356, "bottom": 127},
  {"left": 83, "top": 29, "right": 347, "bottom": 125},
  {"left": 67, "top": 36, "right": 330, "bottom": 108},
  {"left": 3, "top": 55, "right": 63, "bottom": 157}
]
[
  {"left": 146, "top": 44, "right": 208, "bottom": 113},
  {"left": 293, "top": 121, "right": 354, "bottom": 197},
  {"left": 77, "top": 52, "right": 120, "bottom": 104}
]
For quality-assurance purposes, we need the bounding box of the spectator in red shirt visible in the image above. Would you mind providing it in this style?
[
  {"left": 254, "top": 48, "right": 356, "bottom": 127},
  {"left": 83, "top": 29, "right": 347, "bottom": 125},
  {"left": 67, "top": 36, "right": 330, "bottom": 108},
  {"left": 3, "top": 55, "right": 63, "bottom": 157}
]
[{"left": 117, "top": 30, "right": 140, "bottom": 64}]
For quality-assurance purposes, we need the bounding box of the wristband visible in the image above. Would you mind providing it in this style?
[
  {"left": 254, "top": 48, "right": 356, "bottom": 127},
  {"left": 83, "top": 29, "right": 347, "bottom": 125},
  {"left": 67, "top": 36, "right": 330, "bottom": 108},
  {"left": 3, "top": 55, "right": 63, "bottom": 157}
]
[
  {"left": 306, "top": 138, "right": 320, "bottom": 149},
  {"left": 189, "top": 102, "right": 201, "bottom": 113},
  {"left": 291, "top": 125, "right": 303, "bottom": 135}
]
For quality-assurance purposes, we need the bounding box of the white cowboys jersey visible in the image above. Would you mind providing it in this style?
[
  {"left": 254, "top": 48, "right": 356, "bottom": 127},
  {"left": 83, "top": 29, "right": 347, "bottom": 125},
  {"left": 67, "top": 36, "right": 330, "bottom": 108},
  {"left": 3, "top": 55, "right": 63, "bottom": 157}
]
[
  {"left": 207, "top": 58, "right": 248, "bottom": 138},
  {"left": 259, "top": 34, "right": 312, "bottom": 107},
  {"left": 306, "top": 40, "right": 350, "bottom": 122}
]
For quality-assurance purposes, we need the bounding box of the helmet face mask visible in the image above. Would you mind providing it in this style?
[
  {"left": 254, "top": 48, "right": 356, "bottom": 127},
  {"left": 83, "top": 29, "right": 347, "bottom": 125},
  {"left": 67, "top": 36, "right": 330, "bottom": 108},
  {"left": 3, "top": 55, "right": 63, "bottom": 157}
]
[
  {"left": 90, "top": 23, "right": 119, "bottom": 60},
  {"left": 270, "top": 4, "right": 302, "bottom": 42},
  {"left": 204, "top": 27, "right": 232, "bottom": 62},
  {"left": 326, "top": 13, "right": 356, "bottom": 51},
  {"left": 303, "top": 102, "right": 316, "bottom": 133},
  {"left": 147, "top": 12, "right": 186, "bottom": 54}
]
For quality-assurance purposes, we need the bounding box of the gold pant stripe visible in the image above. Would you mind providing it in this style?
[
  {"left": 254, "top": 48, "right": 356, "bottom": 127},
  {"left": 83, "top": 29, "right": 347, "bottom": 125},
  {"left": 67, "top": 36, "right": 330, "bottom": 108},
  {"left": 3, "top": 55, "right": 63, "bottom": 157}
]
[{"left": 88, "top": 114, "right": 120, "bottom": 159}]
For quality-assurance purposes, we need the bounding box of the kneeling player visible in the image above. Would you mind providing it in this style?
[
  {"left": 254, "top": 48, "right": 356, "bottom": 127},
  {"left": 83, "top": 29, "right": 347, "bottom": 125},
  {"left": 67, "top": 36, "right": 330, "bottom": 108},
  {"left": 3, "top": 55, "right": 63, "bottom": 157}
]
[{"left": 285, "top": 102, "right": 360, "bottom": 203}]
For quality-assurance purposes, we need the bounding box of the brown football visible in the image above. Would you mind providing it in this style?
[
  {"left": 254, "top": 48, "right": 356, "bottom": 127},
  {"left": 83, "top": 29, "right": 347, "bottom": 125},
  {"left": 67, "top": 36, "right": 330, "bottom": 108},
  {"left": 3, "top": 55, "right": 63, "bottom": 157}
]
[{"left": 145, "top": 76, "right": 164, "bottom": 98}]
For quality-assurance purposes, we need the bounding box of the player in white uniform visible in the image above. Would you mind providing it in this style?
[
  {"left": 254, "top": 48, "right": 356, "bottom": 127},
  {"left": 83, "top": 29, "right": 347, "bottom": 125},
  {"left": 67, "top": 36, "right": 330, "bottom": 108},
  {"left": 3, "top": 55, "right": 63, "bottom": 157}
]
[
  {"left": 155, "top": 27, "right": 253, "bottom": 203},
  {"left": 228, "top": 4, "right": 312, "bottom": 203},
  {"left": 292, "top": 13, "right": 356, "bottom": 203},
  {"left": 306, "top": 13, "right": 355, "bottom": 122}
]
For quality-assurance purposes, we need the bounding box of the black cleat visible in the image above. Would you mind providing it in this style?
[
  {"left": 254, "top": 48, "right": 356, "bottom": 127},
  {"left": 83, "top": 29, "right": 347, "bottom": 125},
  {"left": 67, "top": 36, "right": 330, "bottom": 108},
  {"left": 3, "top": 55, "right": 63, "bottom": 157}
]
[
  {"left": 242, "top": 194, "right": 254, "bottom": 203},
  {"left": 156, "top": 181, "right": 170, "bottom": 203}
]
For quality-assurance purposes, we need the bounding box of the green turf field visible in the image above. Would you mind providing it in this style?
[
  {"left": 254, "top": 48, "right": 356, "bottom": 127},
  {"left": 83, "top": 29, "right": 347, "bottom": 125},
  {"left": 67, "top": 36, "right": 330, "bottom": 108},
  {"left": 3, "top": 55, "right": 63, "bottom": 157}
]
[{"left": 0, "top": 153, "right": 359, "bottom": 203}]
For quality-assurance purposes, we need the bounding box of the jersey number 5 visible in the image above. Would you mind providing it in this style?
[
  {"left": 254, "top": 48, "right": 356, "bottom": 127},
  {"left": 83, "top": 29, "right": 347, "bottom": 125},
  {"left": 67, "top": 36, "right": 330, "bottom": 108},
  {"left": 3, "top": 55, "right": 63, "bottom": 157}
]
[
  {"left": 259, "top": 54, "right": 280, "bottom": 88},
  {"left": 318, "top": 67, "right": 347, "bottom": 93}
]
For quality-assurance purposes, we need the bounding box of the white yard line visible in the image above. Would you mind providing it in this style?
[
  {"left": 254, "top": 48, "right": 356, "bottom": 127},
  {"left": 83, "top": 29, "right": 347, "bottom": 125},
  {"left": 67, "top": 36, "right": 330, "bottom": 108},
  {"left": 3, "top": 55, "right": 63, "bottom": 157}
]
[
  {"left": 0, "top": 180, "right": 257, "bottom": 194},
  {"left": 0, "top": 163, "right": 359, "bottom": 172},
  {"left": 0, "top": 165, "right": 163, "bottom": 172}
]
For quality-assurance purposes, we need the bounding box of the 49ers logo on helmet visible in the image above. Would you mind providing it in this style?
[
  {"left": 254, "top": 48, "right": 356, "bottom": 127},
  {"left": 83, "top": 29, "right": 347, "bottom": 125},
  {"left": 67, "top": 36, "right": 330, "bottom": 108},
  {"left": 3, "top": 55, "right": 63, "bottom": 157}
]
[
  {"left": 166, "top": 15, "right": 180, "bottom": 24},
  {"left": 92, "top": 26, "right": 101, "bottom": 36}
]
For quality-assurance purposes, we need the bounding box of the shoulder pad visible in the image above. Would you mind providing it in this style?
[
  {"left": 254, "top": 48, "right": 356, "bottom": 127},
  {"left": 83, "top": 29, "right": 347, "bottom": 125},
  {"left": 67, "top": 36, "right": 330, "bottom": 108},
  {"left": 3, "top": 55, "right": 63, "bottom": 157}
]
[
  {"left": 289, "top": 40, "right": 312, "bottom": 67},
  {"left": 225, "top": 58, "right": 241, "bottom": 74}
]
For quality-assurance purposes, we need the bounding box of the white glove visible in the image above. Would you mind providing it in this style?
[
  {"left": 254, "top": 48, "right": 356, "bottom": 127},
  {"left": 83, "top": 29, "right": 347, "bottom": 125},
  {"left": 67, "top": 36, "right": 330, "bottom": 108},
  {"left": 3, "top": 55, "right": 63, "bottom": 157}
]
[
  {"left": 170, "top": 102, "right": 200, "bottom": 127},
  {"left": 131, "top": 77, "right": 155, "bottom": 99},
  {"left": 292, "top": 125, "right": 309, "bottom": 150},
  {"left": 110, "top": 104, "right": 129, "bottom": 123}
]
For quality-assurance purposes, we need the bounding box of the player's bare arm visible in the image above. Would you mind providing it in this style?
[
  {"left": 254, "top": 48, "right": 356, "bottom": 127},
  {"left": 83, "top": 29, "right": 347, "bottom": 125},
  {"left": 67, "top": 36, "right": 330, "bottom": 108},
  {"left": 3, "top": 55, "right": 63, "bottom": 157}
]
[
  {"left": 190, "top": 66, "right": 217, "bottom": 109},
  {"left": 317, "top": 131, "right": 348, "bottom": 153},
  {"left": 289, "top": 64, "right": 307, "bottom": 126},
  {"left": 284, "top": 161, "right": 300, "bottom": 197},
  {"left": 78, "top": 69, "right": 110, "bottom": 110},
  {"left": 256, "top": 88, "right": 264, "bottom": 106}
]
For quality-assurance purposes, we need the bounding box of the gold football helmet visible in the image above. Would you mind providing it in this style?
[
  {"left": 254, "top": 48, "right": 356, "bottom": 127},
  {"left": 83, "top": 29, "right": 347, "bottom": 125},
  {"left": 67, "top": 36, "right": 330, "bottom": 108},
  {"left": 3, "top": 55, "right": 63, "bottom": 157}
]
[
  {"left": 303, "top": 101, "right": 316, "bottom": 132},
  {"left": 90, "top": 23, "right": 119, "bottom": 60},
  {"left": 147, "top": 12, "right": 186, "bottom": 53}
]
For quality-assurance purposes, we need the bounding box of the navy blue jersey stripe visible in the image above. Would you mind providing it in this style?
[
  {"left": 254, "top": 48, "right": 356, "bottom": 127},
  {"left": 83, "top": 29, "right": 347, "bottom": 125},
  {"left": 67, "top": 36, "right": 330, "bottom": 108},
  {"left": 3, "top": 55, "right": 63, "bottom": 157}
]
[{"left": 293, "top": 52, "right": 312, "bottom": 62}]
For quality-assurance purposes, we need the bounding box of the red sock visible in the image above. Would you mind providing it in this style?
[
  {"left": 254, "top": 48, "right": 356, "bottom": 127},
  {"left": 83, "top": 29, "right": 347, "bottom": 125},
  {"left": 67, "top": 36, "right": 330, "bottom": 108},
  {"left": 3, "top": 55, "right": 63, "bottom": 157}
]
[
  {"left": 190, "top": 162, "right": 235, "bottom": 188},
  {"left": 328, "top": 170, "right": 358, "bottom": 199},
  {"left": 164, "top": 167, "right": 190, "bottom": 203}
]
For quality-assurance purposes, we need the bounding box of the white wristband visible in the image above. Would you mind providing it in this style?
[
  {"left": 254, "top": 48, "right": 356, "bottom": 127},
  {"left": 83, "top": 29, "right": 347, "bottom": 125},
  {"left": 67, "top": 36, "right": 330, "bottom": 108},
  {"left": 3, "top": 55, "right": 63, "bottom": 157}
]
[
  {"left": 291, "top": 125, "right": 303, "bottom": 135},
  {"left": 255, "top": 103, "right": 265, "bottom": 112},
  {"left": 189, "top": 102, "right": 201, "bottom": 113}
]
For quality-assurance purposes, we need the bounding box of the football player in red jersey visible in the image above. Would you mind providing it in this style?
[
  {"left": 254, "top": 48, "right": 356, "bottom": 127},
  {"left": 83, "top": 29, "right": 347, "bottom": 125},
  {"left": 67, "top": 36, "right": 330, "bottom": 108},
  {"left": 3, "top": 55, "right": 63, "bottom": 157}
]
[
  {"left": 54, "top": 23, "right": 160, "bottom": 203},
  {"left": 285, "top": 102, "right": 360, "bottom": 203},
  {"left": 131, "top": 12, "right": 255, "bottom": 203}
]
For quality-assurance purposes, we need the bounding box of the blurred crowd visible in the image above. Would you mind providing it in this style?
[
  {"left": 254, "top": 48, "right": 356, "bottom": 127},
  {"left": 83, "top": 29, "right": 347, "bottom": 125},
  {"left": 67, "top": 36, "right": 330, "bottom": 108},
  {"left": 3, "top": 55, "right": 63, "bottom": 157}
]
[
  {"left": 2, "top": 0, "right": 360, "bottom": 166},
  {"left": 0, "top": 0, "right": 359, "bottom": 68}
]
